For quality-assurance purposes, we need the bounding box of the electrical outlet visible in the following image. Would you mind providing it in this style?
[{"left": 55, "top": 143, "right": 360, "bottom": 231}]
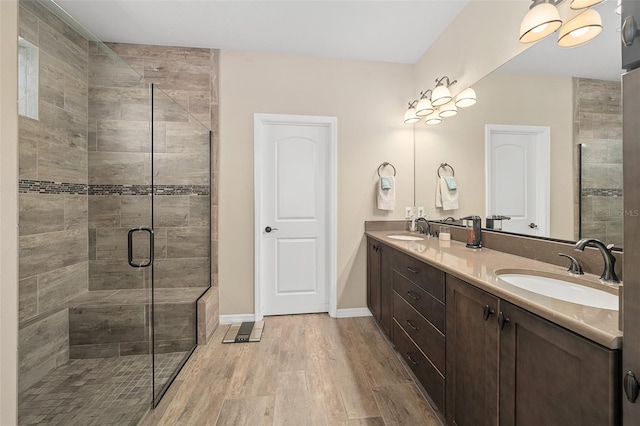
[
  {"left": 417, "top": 206, "right": 425, "bottom": 218},
  {"left": 405, "top": 207, "right": 414, "bottom": 218}
]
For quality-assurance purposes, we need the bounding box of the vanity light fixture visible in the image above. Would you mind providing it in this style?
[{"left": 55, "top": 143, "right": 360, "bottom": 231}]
[
  {"left": 415, "top": 89, "right": 434, "bottom": 116},
  {"left": 519, "top": 0, "right": 563, "bottom": 44},
  {"left": 455, "top": 87, "right": 477, "bottom": 108},
  {"left": 403, "top": 79, "right": 476, "bottom": 124},
  {"left": 570, "top": 0, "right": 606, "bottom": 9},
  {"left": 439, "top": 99, "right": 458, "bottom": 118},
  {"left": 424, "top": 110, "right": 442, "bottom": 125},
  {"left": 403, "top": 100, "right": 420, "bottom": 124},
  {"left": 558, "top": 7, "right": 603, "bottom": 47},
  {"left": 431, "top": 76, "right": 457, "bottom": 107}
]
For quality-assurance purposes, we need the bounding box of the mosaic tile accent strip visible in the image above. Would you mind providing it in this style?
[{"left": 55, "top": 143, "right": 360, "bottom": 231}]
[
  {"left": 581, "top": 188, "right": 623, "bottom": 197},
  {"left": 19, "top": 180, "right": 210, "bottom": 196},
  {"left": 89, "top": 184, "right": 153, "bottom": 196},
  {"left": 19, "top": 180, "right": 88, "bottom": 195},
  {"left": 18, "top": 352, "right": 187, "bottom": 426}
]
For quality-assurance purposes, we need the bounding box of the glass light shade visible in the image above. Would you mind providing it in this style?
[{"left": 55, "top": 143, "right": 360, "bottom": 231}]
[
  {"left": 570, "top": 0, "right": 605, "bottom": 9},
  {"left": 558, "top": 8, "right": 603, "bottom": 47},
  {"left": 424, "top": 110, "right": 442, "bottom": 125},
  {"left": 415, "top": 97, "right": 434, "bottom": 116},
  {"left": 431, "top": 85, "right": 452, "bottom": 107},
  {"left": 439, "top": 100, "right": 458, "bottom": 118},
  {"left": 519, "top": 3, "right": 563, "bottom": 44},
  {"left": 404, "top": 107, "right": 420, "bottom": 124},
  {"left": 455, "top": 87, "right": 477, "bottom": 108}
]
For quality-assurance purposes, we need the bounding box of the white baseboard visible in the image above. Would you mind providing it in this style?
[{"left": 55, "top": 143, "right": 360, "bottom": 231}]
[
  {"left": 334, "top": 308, "right": 373, "bottom": 318},
  {"left": 219, "top": 314, "right": 256, "bottom": 324},
  {"left": 221, "top": 309, "right": 372, "bottom": 323}
]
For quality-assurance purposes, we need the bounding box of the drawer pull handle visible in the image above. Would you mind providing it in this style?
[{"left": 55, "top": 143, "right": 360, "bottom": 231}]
[
  {"left": 406, "top": 291, "right": 420, "bottom": 301},
  {"left": 406, "top": 319, "right": 419, "bottom": 331},
  {"left": 483, "top": 305, "right": 495, "bottom": 321},
  {"left": 406, "top": 352, "right": 419, "bottom": 366},
  {"left": 406, "top": 266, "right": 420, "bottom": 274}
]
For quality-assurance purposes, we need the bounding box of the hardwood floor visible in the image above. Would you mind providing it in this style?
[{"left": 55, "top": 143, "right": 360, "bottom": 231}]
[{"left": 142, "top": 314, "right": 444, "bottom": 425}]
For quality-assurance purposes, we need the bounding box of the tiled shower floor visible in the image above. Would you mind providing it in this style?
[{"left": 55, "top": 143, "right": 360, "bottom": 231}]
[{"left": 18, "top": 352, "right": 187, "bottom": 426}]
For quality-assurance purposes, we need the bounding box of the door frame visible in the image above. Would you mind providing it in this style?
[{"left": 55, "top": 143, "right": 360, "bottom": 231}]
[
  {"left": 253, "top": 113, "right": 337, "bottom": 321},
  {"left": 485, "top": 124, "right": 551, "bottom": 237}
]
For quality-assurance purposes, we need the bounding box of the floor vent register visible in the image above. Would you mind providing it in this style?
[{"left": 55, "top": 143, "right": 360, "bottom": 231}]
[{"left": 222, "top": 321, "right": 264, "bottom": 343}]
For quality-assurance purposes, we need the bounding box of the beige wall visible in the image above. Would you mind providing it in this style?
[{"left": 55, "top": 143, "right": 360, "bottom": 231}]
[
  {"left": 415, "top": 71, "right": 575, "bottom": 240},
  {"left": 413, "top": 0, "right": 532, "bottom": 101},
  {"left": 217, "top": 1, "right": 557, "bottom": 316},
  {"left": 219, "top": 51, "right": 415, "bottom": 314},
  {"left": 0, "top": 0, "right": 19, "bottom": 423}
]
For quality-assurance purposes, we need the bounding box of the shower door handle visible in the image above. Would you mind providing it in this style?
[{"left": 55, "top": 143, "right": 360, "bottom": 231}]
[{"left": 128, "top": 227, "right": 154, "bottom": 268}]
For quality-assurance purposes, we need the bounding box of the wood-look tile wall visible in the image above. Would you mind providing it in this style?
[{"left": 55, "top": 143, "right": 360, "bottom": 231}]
[
  {"left": 97, "top": 42, "right": 217, "bottom": 293},
  {"left": 18, "top": 0, "right": 89, "bottom": 392},
  {"left": 107, "top": 43, "right": 220, "bottom": 286},
  {"left": 18, "top": 1, "right": 219, "bottom": 387},
  {"left": 573, "top": 77, "right": 623, "bottom": 246}
]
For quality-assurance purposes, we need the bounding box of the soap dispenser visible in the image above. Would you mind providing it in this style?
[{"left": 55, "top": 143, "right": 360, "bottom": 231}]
[{"left": 461, "top": 215, "right": 482, "bottom": 249}]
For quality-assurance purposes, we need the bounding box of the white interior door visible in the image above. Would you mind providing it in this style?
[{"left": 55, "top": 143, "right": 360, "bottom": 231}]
[
  {"left": 486, "top": 125, "right": 550, "bottom": 237},
  {"left": 255, "top": 114, "right": 336, "bottom": 317}
]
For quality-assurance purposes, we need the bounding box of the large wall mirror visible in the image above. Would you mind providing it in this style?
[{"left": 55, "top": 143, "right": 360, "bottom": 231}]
[{"left": 414, "top": 0, "right": 623, "bottom": 249}]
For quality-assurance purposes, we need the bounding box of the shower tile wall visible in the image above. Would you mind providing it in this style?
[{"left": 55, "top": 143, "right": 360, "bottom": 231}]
[
  {"left": 17, "top": 0, "right": 89, "bottom": 392},
  {"left": 18, "top": 2, "right": 219, "bottom": 398},
  {"left": 106, "top": 42, "right": 220, "bottom": 289},
  {"left": 71, "top": 43, "right": 218, "bottom": 357},
  {"left": 573, "top": 77, "right": 623, "bottom": 246}
]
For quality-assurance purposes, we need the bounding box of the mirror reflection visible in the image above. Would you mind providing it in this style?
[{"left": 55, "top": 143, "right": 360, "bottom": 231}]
[{"left": 414, "top": 0, "right": 623, "bottom": 248}]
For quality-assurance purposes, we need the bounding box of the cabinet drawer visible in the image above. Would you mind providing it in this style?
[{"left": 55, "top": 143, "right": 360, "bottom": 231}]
[
  {"left": 393, "top": 320, "right": 445, "bottom": 413},
  {"left": 393, "top": 292, "right": 445, "bottom": 374},
  {"left": 394, "top": 271, "right": 445, "bottom": 333},
  {"left": 394, "top": 250, "right": 445, "bottom": 302}
]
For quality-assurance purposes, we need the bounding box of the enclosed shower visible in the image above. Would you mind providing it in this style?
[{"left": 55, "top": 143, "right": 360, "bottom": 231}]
[{"left": 17, "top": 0, "right": 214, "bottom": 424}]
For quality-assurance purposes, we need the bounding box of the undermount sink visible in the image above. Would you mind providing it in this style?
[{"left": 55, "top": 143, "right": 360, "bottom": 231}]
[
  {"left": 387, "top": 234, "right": 424, "bottom": 241},
  {"left": 497, "top": 273, "right": 618, "bottom": 311}
]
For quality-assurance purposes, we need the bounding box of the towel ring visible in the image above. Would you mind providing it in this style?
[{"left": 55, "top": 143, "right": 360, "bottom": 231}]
[
  {"left": 437, "top": 163, "right": 455, "bottom": 178},
  {"left": 377, "top": 162, "right": 396, "bottom": 177}
]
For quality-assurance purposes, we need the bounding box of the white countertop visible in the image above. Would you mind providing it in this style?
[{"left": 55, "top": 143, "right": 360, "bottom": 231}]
[{"left": 366, "top": 231, "right": 622, "bottom": 350}]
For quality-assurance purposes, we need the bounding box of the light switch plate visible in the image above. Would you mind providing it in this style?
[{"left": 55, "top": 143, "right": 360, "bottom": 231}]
[
  {"left": 417, "top": 206, "right": 425, "bottom": 217},
  {"left": 405, "top": 207, "right": 414, "bottom": 218}
]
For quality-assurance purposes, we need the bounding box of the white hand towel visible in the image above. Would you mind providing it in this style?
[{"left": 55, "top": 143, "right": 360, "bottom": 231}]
[
  {"left": 377, "top": 177, "right": 395, "bottom": 211},
  {"left": 436, "top": 176, "right": 459, "bottom": 211}
]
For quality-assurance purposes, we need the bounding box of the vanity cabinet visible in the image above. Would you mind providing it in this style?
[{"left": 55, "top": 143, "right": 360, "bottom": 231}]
[
  {"left": 367, "top": 238, "right": 393, "bottom": 338},
  {"left": 499, "top": 301, "right": 619, "bottom": 426},
  {"left": 445, "top": 275, "right": 499, "bottom": 426},
  {"left": 446, "top": 275, "right": 620, "bottom": 426},
  {"left": 392, "top": 250, "right": 446, "bottom": 412}
]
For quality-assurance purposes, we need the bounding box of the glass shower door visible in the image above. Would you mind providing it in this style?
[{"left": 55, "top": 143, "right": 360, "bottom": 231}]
[{"left": 151, "top": 85, "right": 211, "bottom": 404}]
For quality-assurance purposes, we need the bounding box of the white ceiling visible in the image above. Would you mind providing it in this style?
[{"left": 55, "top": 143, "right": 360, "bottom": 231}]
[
  {"left": 54, "top": 0, "right": 470, "bottom": 64},
  {"left": 54, "top": 0, "right": 622, "bottom": 79}
]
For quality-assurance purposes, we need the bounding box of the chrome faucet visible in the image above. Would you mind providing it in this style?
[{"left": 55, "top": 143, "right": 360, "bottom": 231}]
[
  {"left": 573, "top": 238, "right": 620, "bottom": 284},
  {"left": 415, "top": 217, "right": 431, "bottom": 236}
]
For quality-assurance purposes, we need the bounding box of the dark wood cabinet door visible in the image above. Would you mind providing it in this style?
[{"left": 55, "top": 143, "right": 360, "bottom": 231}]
[
  {"left": 367, "top": 238, "right": 381, "bottom": 322},
  {"left": 379, "top": 243, "right": 394, "bottom": 339},
  {"left": 445, "top": 275, "right": 499, "bottom": 426},
  {"left": 499, "top": 301, "right": 620, "bottom": 426}
]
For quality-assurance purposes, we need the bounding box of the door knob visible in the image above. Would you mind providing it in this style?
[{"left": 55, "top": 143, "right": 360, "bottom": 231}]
[
  {"left": 528, "top": 222, "right": 538, "bottom": 229},
  {"left": 265, "top": 226, "right": 278, "bottom": 233}
]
